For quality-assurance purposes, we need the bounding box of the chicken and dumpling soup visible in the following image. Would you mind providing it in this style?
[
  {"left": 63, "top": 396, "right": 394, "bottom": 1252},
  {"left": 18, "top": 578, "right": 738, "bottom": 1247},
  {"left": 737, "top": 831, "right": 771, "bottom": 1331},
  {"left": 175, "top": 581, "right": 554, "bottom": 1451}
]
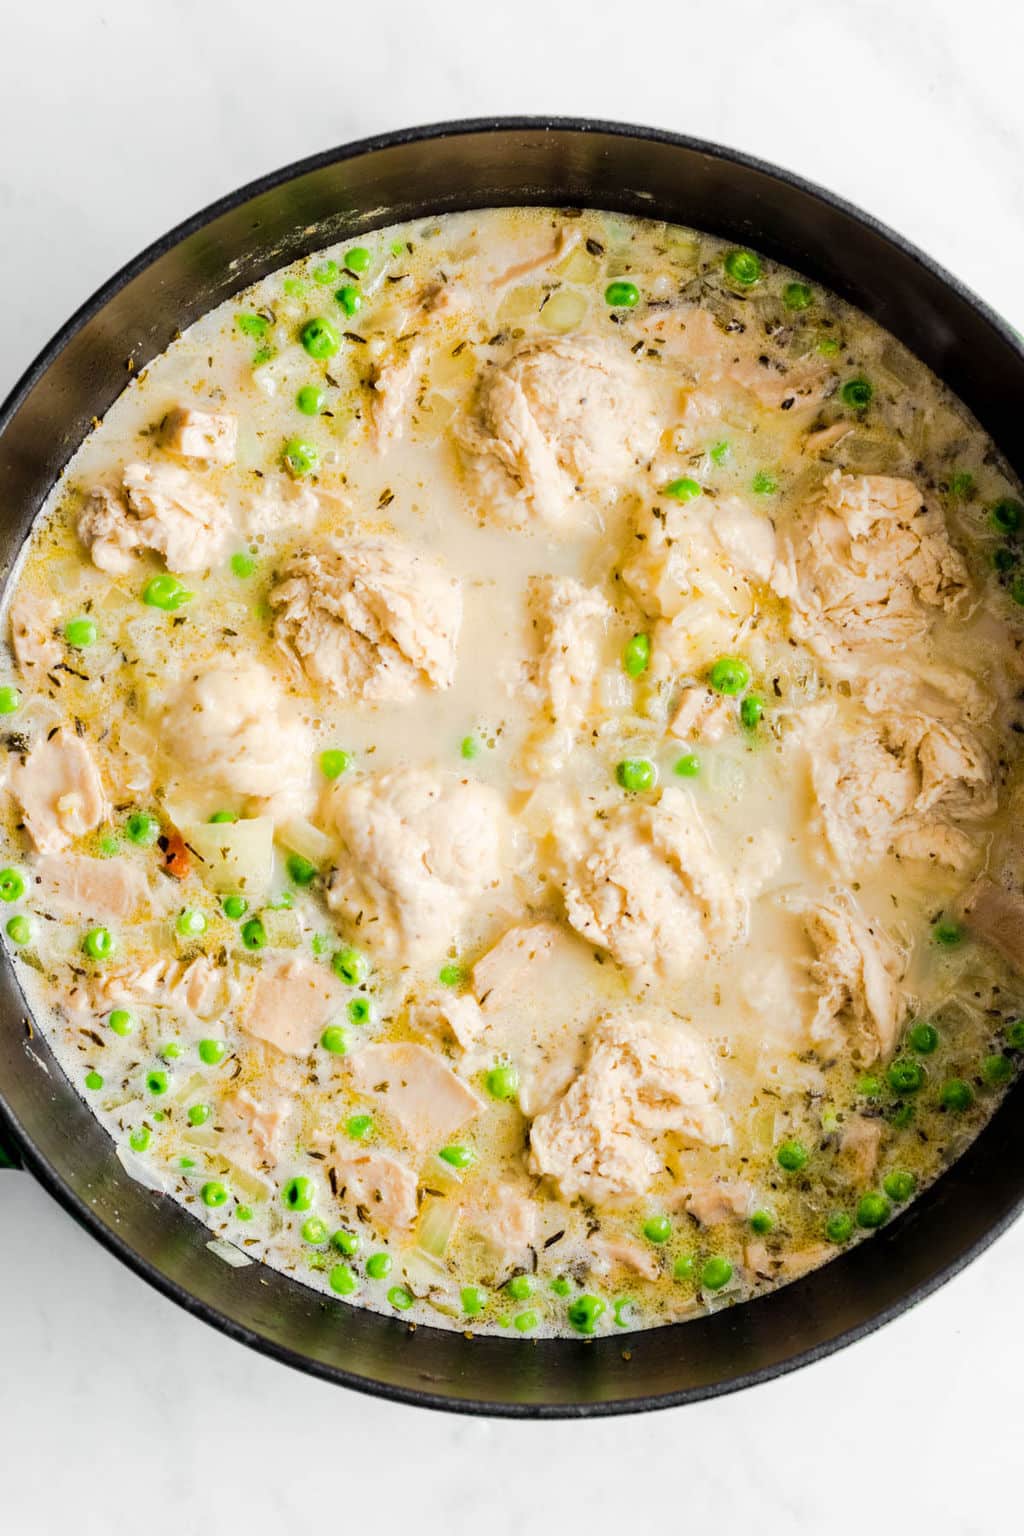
[{"left": 5, "top": 207, "right": 1024, "bottom": 1338}]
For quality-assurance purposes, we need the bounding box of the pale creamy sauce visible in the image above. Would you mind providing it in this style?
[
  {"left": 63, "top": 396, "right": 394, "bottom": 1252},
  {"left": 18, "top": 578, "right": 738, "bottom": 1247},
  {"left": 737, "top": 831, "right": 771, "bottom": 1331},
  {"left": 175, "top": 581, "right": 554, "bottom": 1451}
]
[{"left": 3, "top": 207, "right": 1024, "bottom": 1338}]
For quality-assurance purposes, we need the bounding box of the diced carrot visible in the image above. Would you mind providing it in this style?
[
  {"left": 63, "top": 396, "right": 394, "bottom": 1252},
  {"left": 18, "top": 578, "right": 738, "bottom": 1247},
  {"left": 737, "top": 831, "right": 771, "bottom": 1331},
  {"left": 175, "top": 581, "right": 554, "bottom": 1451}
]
[{"left": 164, "top": 831, "right": 191, "bottom": 880}]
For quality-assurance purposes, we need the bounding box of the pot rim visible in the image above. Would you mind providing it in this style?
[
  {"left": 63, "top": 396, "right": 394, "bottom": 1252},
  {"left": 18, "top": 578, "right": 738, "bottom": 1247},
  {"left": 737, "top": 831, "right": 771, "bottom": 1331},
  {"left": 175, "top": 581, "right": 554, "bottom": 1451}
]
[{"left": 2, "top": 116, "right": 1021, "bottom": 1418}]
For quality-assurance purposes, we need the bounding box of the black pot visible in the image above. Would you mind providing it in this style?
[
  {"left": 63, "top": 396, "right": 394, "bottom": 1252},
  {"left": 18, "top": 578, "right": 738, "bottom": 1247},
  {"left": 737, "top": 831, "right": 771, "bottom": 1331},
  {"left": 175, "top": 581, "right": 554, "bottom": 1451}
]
[{"left": 1, "top": 118, "right": 1021, "bottom": 1417}]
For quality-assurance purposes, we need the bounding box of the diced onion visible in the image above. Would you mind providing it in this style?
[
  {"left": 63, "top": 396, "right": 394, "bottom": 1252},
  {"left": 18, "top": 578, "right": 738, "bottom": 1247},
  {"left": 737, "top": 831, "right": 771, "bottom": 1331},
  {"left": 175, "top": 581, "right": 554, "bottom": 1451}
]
[
  {"left": 540, "top": 290, "right": 587, "bottom": 334},
  {"left": 206, "top": 1238, "right": 253, "bottom": 1268},
  {"left": 278, "top": 816, "right": 335, "bottom": 865},
  {"left": 182, "top": 817, "right": 275, "bottom": 900},
  {"left": 417, "top": 1198, "right": 458, "bottom": 1259}
]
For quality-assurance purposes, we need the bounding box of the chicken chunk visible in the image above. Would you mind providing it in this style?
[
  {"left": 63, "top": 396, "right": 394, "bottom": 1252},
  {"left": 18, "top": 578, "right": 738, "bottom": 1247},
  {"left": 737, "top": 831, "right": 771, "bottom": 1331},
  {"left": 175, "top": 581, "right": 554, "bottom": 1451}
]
[
  {"left": 680, "top": 1178, "right": 755, "bottom": 1226},
  {"left": 640, "top": 304, "right": 830, "bottom": 413},
  {"left": 621, "top": 494, "right": 775, "bottom": 674},
  {"left": 243, "top": 474, "right": 319, "bottom": 536},
  {"left": 9, "top": 589, "right": 60, "bottom": 675},
  {"left": 369, "top": 340, "right": 427, "bottom": 445},
  {"left": 406, "top": 986, "right": 485, "bottom": 1052},
  {"left": 158, "top": 656, "right": 313, "bottom": 822},
  {"left": 458, "top": 336, "right": 660, "bottom": 531},
  {"left": 462, "top": 1182, "right": 539, "bottom": 1269},
  {"left": 802, "top": 897, "right": 909, "bottom": 1065},
  {"left": 240, "top": 957, "right": 342, "bottom": 1057},
  {"left": 839, "top": 1115, "right": 883, "bottom": 1185},
  {"left": 99, "top": 956, "right": 236, "bottom": 1020},
  {"left": 774, "top": 471, "right": 969, "bottom": 659},
  {"left": 270, "top": 535, "right": 461, "bottom": 704},
  {"left": 472, "top": 922, "right": 561, "bottom": 1012},
  {"left": 161, "top": 406, "right": 238, "bottom": 465},
  {"left": 9, "top": 727, "right": 107, "bottom": 854},
  {"left": 590, "top": 1232, "right": 660, "bottom": 1280},
  {"left": 528, "top": 1014, "right": 729, "bottom": 1204},
  {"left": 324, "top": 768, "right": 507, "bottom": 964},
  {"left": 78, "top": 463, "right": 233, "bottom": 574},
  {"left": 330, "top": 1149, "right": 419, "bottom": 1233},
  {"left": 523, "top": 576, "right": 612, "bottom": 771},
  {"left": 549, "top": 787, "right": 743, "bottom": 987},
  {"left": 668, "top": 685, "right": 736, "bottom": 744},
  {"left": 222, "top": 1085, "right": 291, "bottom": 1161},
  {"left": 811, "top": 710, "right": 995, "bottom": 874},
  {"left": 347, "top": 1042, "right": 483, "bottom": 1151},
  {"left": 35, "top": 853, "right": 150, "bottom": 920}
]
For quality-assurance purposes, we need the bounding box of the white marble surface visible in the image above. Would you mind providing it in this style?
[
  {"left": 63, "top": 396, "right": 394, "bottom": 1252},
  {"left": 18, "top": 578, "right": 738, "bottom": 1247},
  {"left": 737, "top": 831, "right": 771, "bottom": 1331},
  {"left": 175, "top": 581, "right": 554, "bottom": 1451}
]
[{"left": 2, "top": 1, "right": 1024, "bottom": 1527}]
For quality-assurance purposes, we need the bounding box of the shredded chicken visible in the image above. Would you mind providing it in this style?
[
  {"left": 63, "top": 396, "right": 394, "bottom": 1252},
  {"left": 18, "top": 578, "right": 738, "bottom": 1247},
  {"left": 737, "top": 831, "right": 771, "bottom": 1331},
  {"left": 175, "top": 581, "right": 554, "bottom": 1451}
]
[
  {"left": 9, "top": 728, "right": 107, "bottom": 854},
  {"left": 801, "top": 897, "right": 910, "bottom": 1064},
  {"left": 78, "top": 462, "right": 233, "bottom": 574},
  {"left": 161, "top": 406, "right": 238, "bottom": 465}
]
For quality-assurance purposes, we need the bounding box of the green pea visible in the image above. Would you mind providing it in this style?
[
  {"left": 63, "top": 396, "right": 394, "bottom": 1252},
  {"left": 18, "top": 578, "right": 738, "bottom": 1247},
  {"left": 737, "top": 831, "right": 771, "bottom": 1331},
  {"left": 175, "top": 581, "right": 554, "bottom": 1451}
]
[
  {"left": 388, "top": 1285, "right": 414, "bottom": 1312},
  {"left": 776, "top": 1139, "right": 808, "bottom": 1172},
  {"left": 550, "top": 1275, "right": 572, "bottom": 1296},
  {"left": 176, "top": 908, "right": 207, "bottom": 939},
  {"left": 320, "top": 749, "right": 351, "bottom": 779},
  {"left": 887, "top": 1059, "right": 924, "bottom": 1095},
  {"left": 98, "top": 835, "right": 120, "bottom": 858},
  {"left": 750, "top": 1210, "right": 775, "bottom": 1235},
  {"left": 282, "top": 437, "right": 319, "bottom": 477},
  {"left": 486, "top": 1064, "right": 519, "bottom": 1101},
  {"left": 296, "top": 385, "right": 324, "bottom": 416},
  {"left": 642, "top": 1214, "right": 671, "bottom": 1245},
  {"left": 939, "top": 1078, "right": 974, "bottom": 1112},
  {"left": 1010, "top": 577, "right": 1024, "bottom": 607},
  {"left": 461, "top": 1285, "right": 487, "bottom": 1316},
  {"left": 783, "top": 281, "right": 813, "bottom": 311},
  {"left": 0, "top": 686, "right": 20, "bottom": 715},
  {"left": 890, "top": 1103, "right": 915, "bottom": 1130},
  {"left": 187, "top": 1103, "right": 211, "bottom": 1127},
  {"left": 616, "top": 758, "right": 657, "bottom": 793},
  {"left": 994, "top": 547, "right": 1017, "bottom": 573},
  {"left": 146, "top": 1069, "right": 168, "bottom": 1096},
  {"left": 5, "top": 914, "right": 30, "bottom": 945},
  {"left": 347, "top": 996, "right": 371, "bottom": 1026},
  {"left": 991, "top": 498, "right": 1023, "bottom": 534},
  {"left": 0, "top": 868, "right": 24, "bottom": 903},
  {"left": 623, "top": 633, "right": 651, "bottom": 677},
  {"left": 241, "top": 917, "right": 267, "bottom": 951},
  {"left": 857, "top": 1074, "right": 882, "bottom": 1098},
  {"left": 841, "top": 377, "right": 873, "bottom": 409},
  {"left": 674, "top": 753, "right": 701, "bottom": 778},
  {"left": 460, "top": 734, "right": 480, "bottom": 760},
  {"left": 724, "top": 248, "right": 761, "bottom": 286},
  {"left": 331, "top": 1228, "right": 361, "bottom": 1256},
  {"left": 208, "top": 810, "right": 237, "bottom": 826},
  {"left": 605, "top": 280, "right": 640, "bottom": 308},
  {"left": 883, "top": 1170, "right": 916, "bottom": 1202},
  {"left": 1006, "top": 1018, "right": 1024, "bottom": 1050},
  {"left": 817, "top": 335, "right": 841, "bottom": 357},
  {"left": 282, "top": 1176, "right": 315, "bottom": 1213},
  {"left": 301, "top": 1216, "right": 329, "bottom": 1244},
  {"left": 65, "top": 616, "right": 97, "bottom": 648},
  {"left": 740, "top": 695, "right": 764, "bottom": 728},
  {"left": 251, "top": 345, "right": 276, "bottom": 369},
  {"left": 346, "top": 1114, "right": 374, "bottom": 1140},
  {"left": 335, "top": 285, "right": 362, "bottom": 317},
  {"left": 236, "top": 312, "right": 269, "bottom": 339},
  {"left": 142, "top": 574, "right": 192, "bottom": 611},
  {"left": 709, "top": 440, "right": 731, "bottom": 465},
  {"left": 82, "top": 926, "right": 115, "bottom": 961},
  {"left": 198, "top": 1039, "right": 227, "bottom": 1066},
  {"left": 507, "top": 1274, "right": 534, "bottom": 1301},
  {"left": 230, "top": 551, "right": 256, "bottom": 578},
  {"left": 160, "top": 1041, "right": 182, "bottom": 1061},
  {"left": 856, "top": 1192, "right": 890, "bottom": 1229},
  {"left": 909, "top": 1022, "right": 939, "bottom": 1054},
  {"left": 825, "top": 1212, "right": 853, "bottom": 1244},
  {"left": 439, "top": 1144, "right": 476, "bottom": 1169},
  {"left": 751, "top": 470, "right": 778, "bottom": 495},
  {"left": 321, "top": 1025, "right": 350, "bottom": 1056},
  {"left": 366, "top": 1252, "right": 392, "bottom": 1280},
  {"left": 129, "top": 1126, "right": 151, "bottom": 1153},
  {"left": 299, "top": 316, "right": 341, "bottom": 359},
  {"left": 108, "top": 1008, "right": 133, "bottom": 1036},
  {"left": 221, "top": 894, "right": 247, "bottom": 920},
  {"left": 345, "top": 247, "right": 372, "bottom": 274},
  {"left": 85, "top": 1070, "right": 103, "bottom": 1091},
  {"left": 313, "top": 259, "right": 340, "bottom": 286},
  {"left": 286, "top": 852, "right": 318, "bottom": 887},
  {"left": 948, "top": 471, "right": 975, "bottom": 500},
  {"left": 236, "top": 1206, "right": 253, "bottom": 1222},
  {"left": 439, "top": 961, "right": 465, "bottom": 988},
  {"left": 201, "top": 1181, "right": 229, "bottom": 1208},
  {"left": 125, "top": 811, "right": 161, "bottom": 846},
  {"left": 982, "top": 1053, "right": 1013, "bottom": 1087},
  {"left": 708, "top": 656, "right": 751, "bottom": 695},
  {"left": 701, "top": 1256, "right": 734, "bottom": 1290},
  {"left": 933, "top": 918, "right": 963, "bottom": 947},
  {"left": 513, "top": 1310, "right": 537, "bottom": 1333},
  {"left": 332, "top": 946, "right": 367, "bottom": 986},
  {"left": 567, "top": 1294, "right": 606, "bottom": 1334},
  {"left": 663, "top": 476, "right": 702, "bottom": 502},
  {"left": 329, "top": 1264, "right": 358, "bottom": 1296}
]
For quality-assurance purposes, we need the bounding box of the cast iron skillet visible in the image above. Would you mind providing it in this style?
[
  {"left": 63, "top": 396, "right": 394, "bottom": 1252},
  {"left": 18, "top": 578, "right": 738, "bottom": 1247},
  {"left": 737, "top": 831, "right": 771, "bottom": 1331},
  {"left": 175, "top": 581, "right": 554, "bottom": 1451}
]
[{"left": 1, "top": 118, "right": 1022, "bottom": 1418}]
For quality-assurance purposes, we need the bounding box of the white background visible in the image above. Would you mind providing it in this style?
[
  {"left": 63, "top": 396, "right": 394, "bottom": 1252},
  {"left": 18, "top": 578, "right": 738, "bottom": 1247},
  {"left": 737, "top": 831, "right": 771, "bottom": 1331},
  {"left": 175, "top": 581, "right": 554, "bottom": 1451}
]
[{"left": 2, "top": 3, "right": 1023, "bottom": 1530}]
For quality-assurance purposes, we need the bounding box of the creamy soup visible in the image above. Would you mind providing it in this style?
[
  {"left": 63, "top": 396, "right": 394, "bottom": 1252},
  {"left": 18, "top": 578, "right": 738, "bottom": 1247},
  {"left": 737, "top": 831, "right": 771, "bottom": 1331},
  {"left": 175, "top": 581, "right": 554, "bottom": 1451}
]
[{"left": 3, "top": 207, "right": 1024, "bottom": 1338}]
